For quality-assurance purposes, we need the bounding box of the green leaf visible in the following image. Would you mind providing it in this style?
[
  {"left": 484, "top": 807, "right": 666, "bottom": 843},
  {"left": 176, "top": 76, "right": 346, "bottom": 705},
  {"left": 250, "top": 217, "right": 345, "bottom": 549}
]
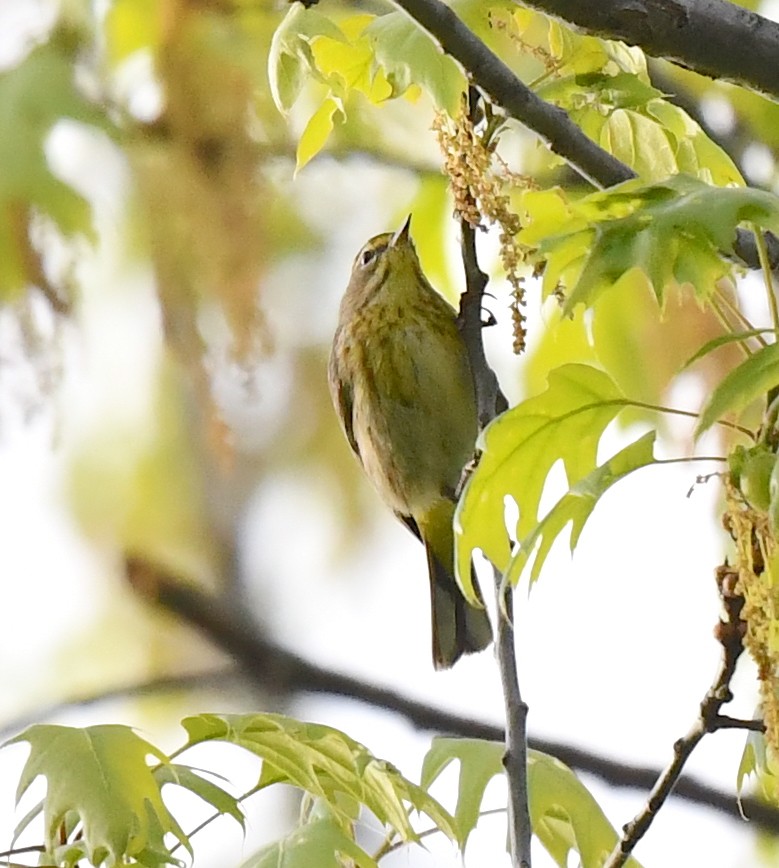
[
  {"left": 529, "top": 750, "right": 643, "bottom": 868},
  {"left": 366, "top": 11, "right": 467, "bottom": 113},
  {"left": 456, "top": 364, "right": 630, "bottom": 598},
  {"left": 507, "top": 431, "right": 658, "bottom": 584},
  {"left": 240, "top": 815, "right": 377, "bottom": 868},
  {"left": 421, "top": 738, "right": 503, "bottom": 848},
  {"left": 681, "top": 329, "right": 774, "bottom": 370},
  {"left": 696, "top": 342, "right": 779, "bottom": 436},
  {"left": 530, "top": 175, "right": 779, "bottom": 312},
  {"left": 180, "top": 714, "right": 457, "bottom": 844},
  {"left": 267, "top": 2, "right": 345, "bottom": 113},
  {"left": 155, "top": 764, "right": 245, "bottom": 828},
  {"left": 421, "top": 739, "right": 642, "bottom": 868},
  {"left": 0, "top": 36, "right": 107, "bottom": 298},
  {"left": 4, "top": 724, "right": 189, "bottom": 865},
  {"left": 295, "top": 96, "right": 344, "bottom": 172}
]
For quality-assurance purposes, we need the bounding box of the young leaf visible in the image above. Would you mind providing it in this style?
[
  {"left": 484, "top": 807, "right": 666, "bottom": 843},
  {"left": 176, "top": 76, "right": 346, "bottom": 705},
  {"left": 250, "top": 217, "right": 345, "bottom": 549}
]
[
  {"left": 296, "top": 97, "right": 344, "bottom": 172},
  {"left": 529, "top": 751, "right": 644, "bottom": 868},
  {"left": 154, "top": 764, "right": 245, "bottom": 828},
  {"left": 240, "top": 815, "right": 378, "bottom": 868},
  {"left": 180, "top": 714, "right": 457, "bottom": 844},
  {"left": 366, "top": 11, "right": 467, "bottom": 114},
  {"left": 421, "top": 738, "right": 643, "bottom": 867},
  {"left": 696, "top": 342, "right": 779, "bottom": 436},
  {"left": 4, "top": 724, "right": 189, "bottom": 865},
  {"left": 506, "top": 431, "right": 658, "bottom": 585},
  {"left": 455, "top": 364, "right": 632, "bottom": 599},
  {"left": 529, "top": 175, "right": 779, "bottom": 312},
  {"left": 267, "top": 2, "right": 344, "bottom": 113},
  {"left": 421, "top": 737, "right": 504, "bottom": 848}
]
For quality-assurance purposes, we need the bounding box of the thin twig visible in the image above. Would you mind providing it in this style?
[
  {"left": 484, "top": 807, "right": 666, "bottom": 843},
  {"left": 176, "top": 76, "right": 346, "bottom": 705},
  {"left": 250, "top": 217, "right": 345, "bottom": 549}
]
[
  {"left": 454, "top": 87, "right": 530, "bottom": 863},
  {"left": 603, "top": 562, "right": 746, "bottom": 867}
]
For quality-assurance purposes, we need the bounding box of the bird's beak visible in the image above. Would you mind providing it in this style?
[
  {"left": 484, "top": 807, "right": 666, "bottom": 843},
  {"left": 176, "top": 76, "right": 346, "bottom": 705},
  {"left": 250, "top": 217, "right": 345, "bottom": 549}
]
[{"left": 390, "top": 214, "right": 412, "bottom": 248}]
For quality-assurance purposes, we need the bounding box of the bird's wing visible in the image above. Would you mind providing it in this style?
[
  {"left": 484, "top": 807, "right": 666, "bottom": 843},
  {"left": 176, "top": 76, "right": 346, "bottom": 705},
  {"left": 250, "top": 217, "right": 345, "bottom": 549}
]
[
  {"left": 328, "top": 343, "right": 361, "bottom": 459},
  {"left": 395, "top": 511, "right": 422, "bottom": 542}
]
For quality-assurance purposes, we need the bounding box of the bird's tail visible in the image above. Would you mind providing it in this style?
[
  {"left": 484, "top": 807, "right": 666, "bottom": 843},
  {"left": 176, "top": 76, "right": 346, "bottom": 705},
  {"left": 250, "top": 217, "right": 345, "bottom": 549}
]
[{"left": 421, "top": 499, "right": 493, "bottom": 670}]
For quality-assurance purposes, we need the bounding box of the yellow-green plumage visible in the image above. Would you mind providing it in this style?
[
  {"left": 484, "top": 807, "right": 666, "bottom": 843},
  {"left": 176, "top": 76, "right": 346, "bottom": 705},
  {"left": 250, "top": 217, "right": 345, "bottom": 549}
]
[{"left": 328, "top": 218, "right": 492, "bottom": 669}]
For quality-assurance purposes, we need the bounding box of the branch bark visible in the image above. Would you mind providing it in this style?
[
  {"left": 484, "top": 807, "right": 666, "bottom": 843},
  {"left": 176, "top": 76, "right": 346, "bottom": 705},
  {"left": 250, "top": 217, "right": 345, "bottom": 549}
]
[
  {"left": 458, "top": 174, "right": 530, "bottom": 862},
  {"left": 390, "top": 0, "right": 779, "bottom": 270},
  {"left": 519, "top": 0, "right": 779, "bottom": 101}
]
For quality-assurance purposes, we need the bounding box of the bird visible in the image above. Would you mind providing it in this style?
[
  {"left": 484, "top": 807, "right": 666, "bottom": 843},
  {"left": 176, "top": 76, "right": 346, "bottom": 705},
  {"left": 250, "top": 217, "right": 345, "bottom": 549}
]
[{"left": 328, "top": 216, "right": 493, "bottom": 668}]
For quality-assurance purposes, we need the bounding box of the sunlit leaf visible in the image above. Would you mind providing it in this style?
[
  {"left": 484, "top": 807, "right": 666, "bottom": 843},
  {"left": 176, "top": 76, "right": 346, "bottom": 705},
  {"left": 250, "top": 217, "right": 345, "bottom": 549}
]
[
  {"left": 421, "top": 738, "right": 643, "bottom": 868},
  {"left": 421, "top": 737, "right": 503, "bottom": 848},
  {"left": 240, "top": 815, "right": 377, "bottom": 868},
  {"left": 366, "top": 11, "right": 467, "bottom": 113},
  {"left": 4, "top": 724, "right": 188, "bottom": 865},
  {"left": 531, "top": 175, "right": 779, "bottom": 312},
  {"left": 268, "top": 2, "right": 344, "bottom": 113},
  {"left": 155, "top": 764, "right": 245, "bottom": 829},
  {"left": 180, "top": 714, "right": 457, "bottom": 844},
  {"left": 456, "top": 364, "right": 632, "bottom": 599},
  {"left": 296, "top": 96, "right": 344, "bottom": 172}
]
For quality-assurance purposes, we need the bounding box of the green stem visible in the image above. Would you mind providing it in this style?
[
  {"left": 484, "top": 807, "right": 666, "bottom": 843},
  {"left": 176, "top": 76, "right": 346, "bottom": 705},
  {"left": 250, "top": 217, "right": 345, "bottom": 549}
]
[
  {"left": 755, "top": 225, "right": 779, "bottom": 336},
  {"left": 627, "top": 399, "right": 754, "bottom": 439}
]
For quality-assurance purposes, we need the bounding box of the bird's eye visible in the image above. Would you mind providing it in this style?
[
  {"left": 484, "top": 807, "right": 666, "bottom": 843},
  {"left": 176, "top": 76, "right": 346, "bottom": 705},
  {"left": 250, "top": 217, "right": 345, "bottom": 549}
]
[{"left": 360, "top": 247, "right": 377, "bottom": 267}]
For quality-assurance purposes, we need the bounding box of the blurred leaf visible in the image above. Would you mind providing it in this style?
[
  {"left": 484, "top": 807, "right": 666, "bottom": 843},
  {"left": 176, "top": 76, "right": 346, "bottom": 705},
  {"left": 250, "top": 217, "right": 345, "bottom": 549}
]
[
  {"left": 105, "top": 0, "right": 163, "bottom": 64},
  {"left": 180, "top": 714, "right": 457, "bottom": 844},
  {"left": 697, "top": 342, "right": 779, "bottom": 435},
  {"left": 240, "top": 815, "right": 377, "bottom": 868},
  {"left": 0, "top": 35, "right": 107, "bottom": 299},
  {"left": 5, "top": 724, "right": 188, "bottom": 865},
  {"left": 456, "top": 364, "right": 631, "bottom": 598}
]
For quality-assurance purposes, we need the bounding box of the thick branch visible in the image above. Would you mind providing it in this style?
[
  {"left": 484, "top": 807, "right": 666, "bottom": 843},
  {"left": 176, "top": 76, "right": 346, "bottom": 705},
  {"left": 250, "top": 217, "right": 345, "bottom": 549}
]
[
  {"left": 519, "top": 0, "right": 779, "bottom": 101},
  {"left": 391, "top": 0, "right": 779, "bottom": 271}
]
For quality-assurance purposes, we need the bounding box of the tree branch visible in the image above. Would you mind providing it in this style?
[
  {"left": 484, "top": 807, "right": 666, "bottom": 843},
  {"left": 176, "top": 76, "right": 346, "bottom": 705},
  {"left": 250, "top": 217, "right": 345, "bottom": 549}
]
[
  {"left": 390, "top": 0, "right": 779, "bottom": 270},
  {"left": 456, "top": 109, "right": 530, "bottom": 859},
  {"left": 5, "top": 558, "right": 776, "bottom": 838},
  {"left": 518, "top": 0, "right": 779, "bottom": 101},
  {"left": 603, "top": 562, "right": 747, "bottom": 867},
  {"left": 393, "top": 0, "right": 634, "bottom": 188}
]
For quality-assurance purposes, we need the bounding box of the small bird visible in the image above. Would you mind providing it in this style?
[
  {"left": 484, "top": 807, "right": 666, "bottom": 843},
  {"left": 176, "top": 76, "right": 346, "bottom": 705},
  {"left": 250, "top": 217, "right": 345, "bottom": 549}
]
[{"left": 328, "top": 216, "right": 493, "bottom": 669}]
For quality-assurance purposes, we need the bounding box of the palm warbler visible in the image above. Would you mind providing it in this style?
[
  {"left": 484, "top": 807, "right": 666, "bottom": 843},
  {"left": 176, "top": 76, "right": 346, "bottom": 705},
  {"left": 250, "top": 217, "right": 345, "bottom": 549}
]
[{"left": 329, "top": 216, "right": 492, "bottom": 669}]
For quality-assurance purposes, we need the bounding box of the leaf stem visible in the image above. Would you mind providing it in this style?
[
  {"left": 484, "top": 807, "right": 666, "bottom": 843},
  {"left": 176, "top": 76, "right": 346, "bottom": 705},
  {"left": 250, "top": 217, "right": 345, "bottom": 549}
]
[
  {"left": 713, "top": 286, "right": 768, "bottom": 349},
  {"left": 755, "top": 225, "right": 779, "bottom": 336}
]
